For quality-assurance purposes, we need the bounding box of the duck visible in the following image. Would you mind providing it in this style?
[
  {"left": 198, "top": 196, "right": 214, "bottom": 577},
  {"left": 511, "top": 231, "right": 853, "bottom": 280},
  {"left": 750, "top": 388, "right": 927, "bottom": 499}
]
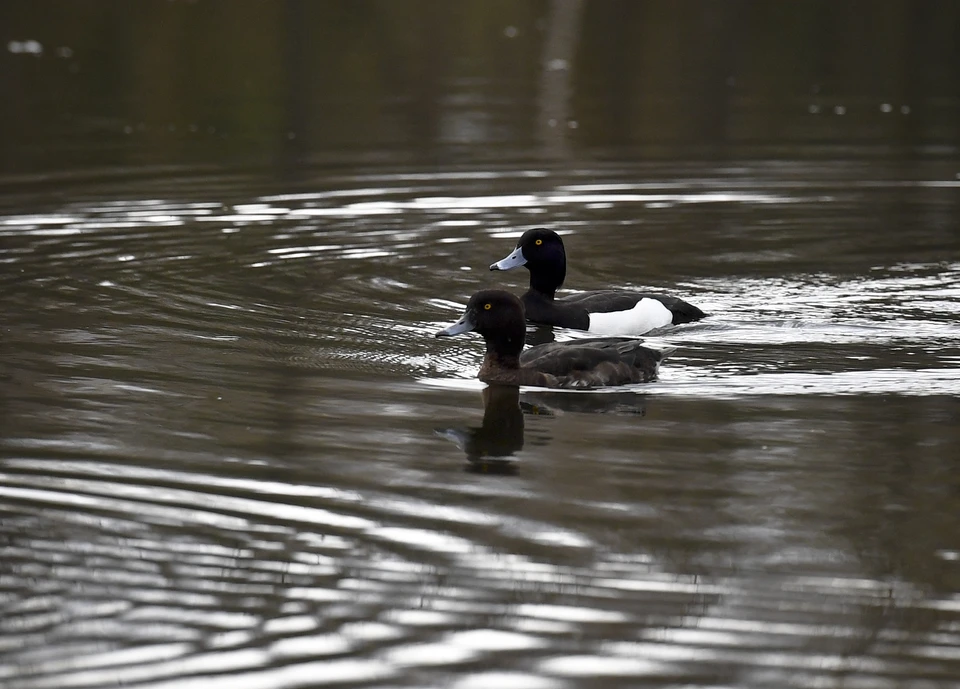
[
  {"left": 435, "top": 289, "right": 672, "bottom": 389},
  {"left": 489, "top": 228, "right": 706, "bottom": 335}
]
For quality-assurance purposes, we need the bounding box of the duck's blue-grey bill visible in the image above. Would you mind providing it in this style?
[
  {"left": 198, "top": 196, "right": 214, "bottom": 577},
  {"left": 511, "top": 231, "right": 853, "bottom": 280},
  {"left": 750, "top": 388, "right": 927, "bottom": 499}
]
[
  {"left": 489, "top": 246, "right": 527, "bottom": 271},
  {"left": 435, "top": 313, "right": 475, "bottom": 337}
]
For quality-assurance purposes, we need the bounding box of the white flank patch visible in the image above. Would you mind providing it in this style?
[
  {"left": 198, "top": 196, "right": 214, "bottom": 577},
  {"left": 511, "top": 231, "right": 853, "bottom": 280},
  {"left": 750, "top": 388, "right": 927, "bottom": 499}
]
[{"left": 586, "top": 298, "right": 673, "bottom": 336}]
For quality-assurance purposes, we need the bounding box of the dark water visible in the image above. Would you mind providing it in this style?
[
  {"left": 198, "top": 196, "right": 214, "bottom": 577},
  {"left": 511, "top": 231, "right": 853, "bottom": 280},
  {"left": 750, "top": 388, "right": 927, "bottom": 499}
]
[{"left": 3, "top": 2, "right": 960, "bottom": 688}]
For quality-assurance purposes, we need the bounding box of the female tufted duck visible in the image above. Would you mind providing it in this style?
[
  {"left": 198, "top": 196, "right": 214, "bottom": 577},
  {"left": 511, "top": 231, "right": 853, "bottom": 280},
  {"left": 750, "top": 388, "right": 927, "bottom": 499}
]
[
  {"left": 435, "top": 289, "right": 672, "bottom": 389},
  {"left": 490, "top": 228, "right": 705, "bottom": 335}
]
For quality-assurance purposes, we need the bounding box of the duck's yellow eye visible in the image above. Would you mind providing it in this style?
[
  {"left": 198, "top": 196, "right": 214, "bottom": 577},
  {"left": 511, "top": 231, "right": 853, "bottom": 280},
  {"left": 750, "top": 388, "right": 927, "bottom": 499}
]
[
  {"left": 484, "top": 303, "right": 492, "bottom": 310},
  {"left": 535, "top": 239, "right": 542, "bottom": 245}
]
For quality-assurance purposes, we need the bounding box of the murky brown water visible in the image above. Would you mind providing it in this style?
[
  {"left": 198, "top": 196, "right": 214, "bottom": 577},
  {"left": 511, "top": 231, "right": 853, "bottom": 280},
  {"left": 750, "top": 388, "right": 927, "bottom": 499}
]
[{"left": 3, "top": 2, "right": 960, "bottom": 688}]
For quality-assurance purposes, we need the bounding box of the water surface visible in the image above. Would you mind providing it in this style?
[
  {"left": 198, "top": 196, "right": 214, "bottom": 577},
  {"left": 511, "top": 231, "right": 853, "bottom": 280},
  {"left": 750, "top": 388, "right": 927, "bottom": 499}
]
[
  {"left": 3, "top": 160, "right": 960, "bottom": 689},
  {"left": 3, "top": 1, "right": 960, "bottom": 687}
]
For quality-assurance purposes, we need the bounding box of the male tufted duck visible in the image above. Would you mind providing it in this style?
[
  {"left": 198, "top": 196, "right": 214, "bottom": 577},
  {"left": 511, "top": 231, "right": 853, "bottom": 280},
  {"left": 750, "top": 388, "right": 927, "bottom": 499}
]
[
  {"left": 435, "top": 289, "right": 672, "bottom": 388},
  {"left": 490, "top": 228, "right": 705, "bottom": 335}
]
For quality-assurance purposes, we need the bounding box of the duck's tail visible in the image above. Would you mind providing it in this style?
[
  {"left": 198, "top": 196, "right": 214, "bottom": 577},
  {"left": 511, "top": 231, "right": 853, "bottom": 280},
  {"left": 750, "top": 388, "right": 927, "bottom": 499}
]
[{"left": 656, "top": 345, "right": 678, "bottom": 363}]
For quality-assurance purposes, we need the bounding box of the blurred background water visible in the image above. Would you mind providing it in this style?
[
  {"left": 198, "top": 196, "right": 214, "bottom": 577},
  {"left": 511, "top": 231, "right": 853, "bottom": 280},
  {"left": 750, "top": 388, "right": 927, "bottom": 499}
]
[{"left": 2, "top": 2, "right": 960, "bottom": 688}]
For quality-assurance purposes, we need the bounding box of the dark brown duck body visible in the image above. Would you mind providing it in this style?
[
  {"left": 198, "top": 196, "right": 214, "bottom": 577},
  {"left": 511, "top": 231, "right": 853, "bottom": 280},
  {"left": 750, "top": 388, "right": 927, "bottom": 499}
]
[{"left": 435, "top": 290, "right": 671, "bottom": 389}]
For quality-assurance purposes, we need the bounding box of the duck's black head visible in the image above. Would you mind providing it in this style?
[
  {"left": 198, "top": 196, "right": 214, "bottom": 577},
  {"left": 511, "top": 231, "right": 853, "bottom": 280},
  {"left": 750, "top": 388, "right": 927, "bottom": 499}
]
[
  {"left": 489, "top": 228, "right": 566, "bottom": 297},
  {"left": 435, "top": 289, "right": 527, "bottom": 361}
]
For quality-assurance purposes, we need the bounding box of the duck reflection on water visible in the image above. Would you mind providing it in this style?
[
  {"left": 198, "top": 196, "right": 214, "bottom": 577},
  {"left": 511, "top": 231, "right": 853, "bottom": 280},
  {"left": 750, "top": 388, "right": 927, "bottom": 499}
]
[
  {"left": 436, "top": 384, "right": 531, "bottom": 474},
  {"left": 436, "top": 384, "right": 648, "bottom": 473}
]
